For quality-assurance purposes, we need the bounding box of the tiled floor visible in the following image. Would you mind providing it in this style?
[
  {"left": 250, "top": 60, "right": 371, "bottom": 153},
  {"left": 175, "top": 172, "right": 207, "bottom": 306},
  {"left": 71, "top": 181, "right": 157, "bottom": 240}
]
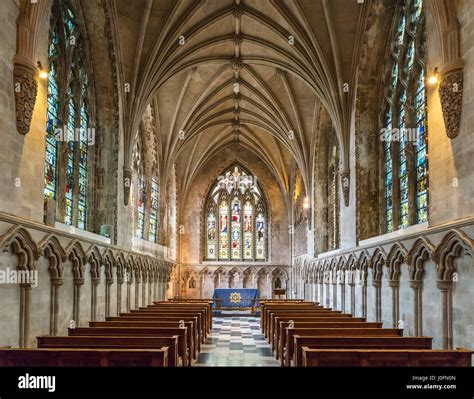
[{"left": 195, "top": 317, "right": 279, "bottom": 367}]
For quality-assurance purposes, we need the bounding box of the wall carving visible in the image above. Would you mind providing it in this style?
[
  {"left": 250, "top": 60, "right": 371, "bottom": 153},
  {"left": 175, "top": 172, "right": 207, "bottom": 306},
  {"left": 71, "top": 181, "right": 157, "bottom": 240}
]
[
  {"left": 13, "top": 57, "right": 38, "bottom": 136},
  {"left": 439, "top": 71, "right": 463, "bottom": 139}
]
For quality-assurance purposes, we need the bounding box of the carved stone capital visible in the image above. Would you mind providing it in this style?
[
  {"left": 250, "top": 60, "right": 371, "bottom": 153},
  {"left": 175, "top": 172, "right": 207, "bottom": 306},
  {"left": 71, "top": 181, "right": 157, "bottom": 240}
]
[
  {"left": 340, "top": 171, "right": 350, "bottom": 207},
  {"left": 409, "top": 280, "right": 422, "bottom": 290},
  {"left": 74, "top": 278, "right": 85, "bottom": 286},
  {"left": 437, "top": 279, "right": 453, "bottom": 291},
  {"left": 439, "top": 68, "right": 463, "bottom": 139},
  {"left": 388, "top": 279, "right": 399, "bottom": 289},
  {"left": 106, "top": 278, "right": 114, "bottom": 285},
  {"left": 123, "top": 166, "right": 132, "bottom": 206},
  {"left": 13, "top": 55, "right": 38, "bottom": 136},
  {"left": 91, "top": 278, "right": 101, "bottom": 286},
  {"left": 51, "top": 277, "right": 64, "bottom": 287},
  {"left": 372, "top": 279, "right": 381, "bottom": 288}
]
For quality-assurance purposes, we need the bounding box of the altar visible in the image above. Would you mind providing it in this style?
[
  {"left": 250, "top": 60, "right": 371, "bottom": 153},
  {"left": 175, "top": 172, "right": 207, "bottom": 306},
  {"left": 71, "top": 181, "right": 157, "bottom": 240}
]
[{"left": 212, "top": 288, "right": 259, "bottom": 309}]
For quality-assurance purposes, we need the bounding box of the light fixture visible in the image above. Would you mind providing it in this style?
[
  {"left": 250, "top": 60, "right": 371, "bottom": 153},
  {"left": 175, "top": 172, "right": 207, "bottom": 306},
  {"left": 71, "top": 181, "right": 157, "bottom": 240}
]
[
  {"left": 427, "top": 67, "right": 439, "bottom": 86},
  {"left": 37, "top": 61, "right": 48, "bottom": 79},
  {"left": 303, "top": 197, "right": 310, "bottom": 210}
]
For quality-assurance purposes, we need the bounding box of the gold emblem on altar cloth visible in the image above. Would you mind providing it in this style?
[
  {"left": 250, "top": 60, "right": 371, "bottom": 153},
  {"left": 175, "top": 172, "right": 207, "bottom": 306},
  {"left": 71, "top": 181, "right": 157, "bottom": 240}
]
[{"left": 229, "top": 292, "right": 241, "bottom": 303}]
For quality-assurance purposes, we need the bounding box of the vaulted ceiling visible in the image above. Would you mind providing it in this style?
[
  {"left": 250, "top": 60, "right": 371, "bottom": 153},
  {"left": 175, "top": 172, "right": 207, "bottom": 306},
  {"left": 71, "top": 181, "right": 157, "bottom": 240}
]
[{"left": 109, "top": 0, "right": 368, "bottom": 200}]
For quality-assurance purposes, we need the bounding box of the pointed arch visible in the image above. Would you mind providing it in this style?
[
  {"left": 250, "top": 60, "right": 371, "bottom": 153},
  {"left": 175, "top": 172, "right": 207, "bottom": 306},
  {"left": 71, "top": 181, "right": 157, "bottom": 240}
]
[
  {"left": 0, "top": 226, "right": 40, "bottom": 271},
  {"left": 406, "top": 236, "right": 434, "bottom": 281}
]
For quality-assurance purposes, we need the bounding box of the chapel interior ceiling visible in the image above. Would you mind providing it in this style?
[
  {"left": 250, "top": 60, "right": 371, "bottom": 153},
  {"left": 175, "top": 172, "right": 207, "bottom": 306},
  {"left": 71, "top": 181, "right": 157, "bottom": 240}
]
[{"left": 111, "top": 0, "right": 368, "bottom": 197}]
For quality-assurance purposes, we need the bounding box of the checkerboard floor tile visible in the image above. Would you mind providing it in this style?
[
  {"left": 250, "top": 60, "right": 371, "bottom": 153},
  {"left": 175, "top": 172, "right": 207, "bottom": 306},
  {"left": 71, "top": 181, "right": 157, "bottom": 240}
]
[{"left": 195, "top": 317, "right": 279, "bottom": 367}]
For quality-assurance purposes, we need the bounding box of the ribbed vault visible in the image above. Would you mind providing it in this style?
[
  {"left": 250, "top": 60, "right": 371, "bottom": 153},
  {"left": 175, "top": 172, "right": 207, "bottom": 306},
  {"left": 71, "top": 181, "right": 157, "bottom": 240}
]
[{"left": 108, "top": 0, "right": 368, "bottom": 204}]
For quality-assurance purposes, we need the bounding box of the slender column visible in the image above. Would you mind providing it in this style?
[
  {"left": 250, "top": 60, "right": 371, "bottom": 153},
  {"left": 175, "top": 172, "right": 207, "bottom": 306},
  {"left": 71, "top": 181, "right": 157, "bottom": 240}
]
[
  {"left": 126, "top": 280, "right": 132, "bottom": 312},
  {"left": 19, "top": 285, "right": 32, "bottom": 348},
  {"left": 437, "top": 280, "right": 453, "bottom": 349},
  {"left": 389, "top": 279, "right": 400, "bottom": 328},
  {"left": 410, "top": 280, "right": 423, "bottom": 336},
  {"left": 50, "top": 278, "right": 63, "bottom": 335},
  {"left": 373, "top": 280, "right": 382, "bottom": 322},
  {"left": 135, "top": 278, "right": 141, "bottom": 309},
  {"left": 116, "top": 279, "right": 123, "bottom": 315},
  {"left": 349, "top": 282, "right": 355, "bottom": 316},
  {"left": 91, "top": 278, "right": 100, "bottom": 321},
  {"left": 105, "top": 278, "right": 113, "bottom": 317},
  {"left": 73, "top": 279, "right": 84, "bottom": 325}
]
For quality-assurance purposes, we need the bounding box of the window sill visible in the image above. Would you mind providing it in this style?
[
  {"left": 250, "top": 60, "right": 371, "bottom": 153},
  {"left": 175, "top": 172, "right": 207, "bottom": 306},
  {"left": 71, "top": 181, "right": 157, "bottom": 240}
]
[
  {"left": 359, "top": 221, "right": 429, "bottom": 247},
  {"left": 54, "top": 222, "right": 111, "bottom": 244}
]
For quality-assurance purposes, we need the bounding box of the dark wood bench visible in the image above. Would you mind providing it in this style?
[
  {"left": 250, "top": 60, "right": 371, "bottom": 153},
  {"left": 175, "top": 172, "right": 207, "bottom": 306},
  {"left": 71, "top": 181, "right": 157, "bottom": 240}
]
[
  {"left": 271, "top": 316, "right": 371, "bottom": 349},
  {"left": 273, "top": 321, "right": 383, "bottom": 355},
  {"left": 67, "top": 327, "right": 186, "bottom": 366},
  {"left": 301, "top": 347, "right": 473, "bottom": 367},
  {"left": 90, "top": 320, "right": 197, "bottom": 360},
  {"left": 0, "top": 348, "right": 169, "bottom": 367},
  {"left": 131, "top": 308, "right": 209, "bottom": 332},
  {"left": 283, "top": 328, "right": 403, "bottom": 366},
  {"left": 149, "top": 303, "right": 212, "bottom": 329},
  {"left": 124, "top": 310, "right": 206, "bottom": 340},
  {"left": 260, "top": 303, "right": 322, "bottom": 331},
  {"left": 266, "top": 310, "right": 348, "bottom": 339},
  {"left": 37, "top": 335, "right": 180, "bottom": 366},
  {"left": 291, "top": 336, "right": 432, "bottom": 367}
]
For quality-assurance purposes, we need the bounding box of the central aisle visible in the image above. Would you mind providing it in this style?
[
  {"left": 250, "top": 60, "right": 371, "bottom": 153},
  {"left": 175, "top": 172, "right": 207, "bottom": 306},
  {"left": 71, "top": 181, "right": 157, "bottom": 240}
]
[{"left": 195, "top": 317, "right": 279, "bottom": 367}]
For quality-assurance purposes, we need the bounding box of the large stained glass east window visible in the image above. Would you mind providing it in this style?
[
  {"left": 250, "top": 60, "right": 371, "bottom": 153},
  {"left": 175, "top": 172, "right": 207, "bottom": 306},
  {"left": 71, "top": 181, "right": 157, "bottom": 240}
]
[
  {"left": 43, "top": 0, "right": 93, "bottom": 230},
  {"left": 381, "top": 0, "right": 428, "bottom": 232},
  {"left": 205, "top": 166, "right": 268, "bottom": 261}
]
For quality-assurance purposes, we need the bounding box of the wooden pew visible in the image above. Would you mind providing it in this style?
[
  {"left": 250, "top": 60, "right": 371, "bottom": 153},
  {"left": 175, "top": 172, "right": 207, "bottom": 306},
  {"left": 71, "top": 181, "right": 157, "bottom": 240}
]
[
  {"left": 261, "top": 303, "right": 323, "bottom": 332},
  {"left": 126, "top": 309, "right": 207, "bottom": 339},
  {"left": 272, "top": 317, "right": 370, "bottom": 351},
  {"left": 90, "top": 320, "right": 197, "bottom": 360},
  {"left": 283, "top": 328, "right": 403, "bottom": 366},
  {"left": 107, "top": 315, "right": 201, "bottom": 347},
  {"left": 301, "top": 347, "right": 473, "bottom": 367},
  {"left": 273, "top": 321, "right": 383, "bottom": 355},
  {"left": 68, "top": 327, "right": 187, "bottom": 367},
  {"left": 0, "top": 348, "right": 169, "bottom": 367},
  {"left": 266, "top": 310, "right": 347, "bottom": 339},
  {"left": 135, "top": 305, "right": 209, "bottom": 330},
  {"left": 37, "top": 335, "right": 180, "bottom": 366},
  {"left": 292, "top": 336, "right": 432, "bottom": 367},
  {"left": 150, "top": 302, "right": 212, "bottom": 329}
]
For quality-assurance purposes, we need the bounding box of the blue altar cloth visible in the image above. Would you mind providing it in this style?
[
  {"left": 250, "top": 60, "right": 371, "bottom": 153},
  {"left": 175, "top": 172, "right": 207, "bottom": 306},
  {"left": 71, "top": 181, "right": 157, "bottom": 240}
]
[{"left": 212, "top": 289, "right": 259, "bottom": 308}]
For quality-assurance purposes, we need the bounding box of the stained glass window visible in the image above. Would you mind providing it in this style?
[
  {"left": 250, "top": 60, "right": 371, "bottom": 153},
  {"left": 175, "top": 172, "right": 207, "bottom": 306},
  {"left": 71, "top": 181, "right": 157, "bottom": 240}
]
[
  {"left": 382, "top": 106, "right": 393, "bottom": 232},
  {"left": 44, "top": 0, "right": 93, "bottom": 231},
  {"left": 137, "top": 177, "right": 146, "bottom": 239},
  {"left": 231, "top": 196, "right": 241, "bottom": 259},
  {"left": 218, "top": 200, "right": 229, "bottom": 259},
  {"left": 255, "top": 211, "right": 266, "bottom": 260},
  {"left": 149, "top": 178, "right": 159, "bottom": 243},
  {"left": 205, "top": 165, "right": 268, "bottom": 261},
  {"left": 207, "top": 210, "right": 217, "bottom": 259},
  {"left": 415, "top": 69, "right": 428, "bottom": 223},
  {"left": 243, "top": 201, "right": 253, "bottom": 260},
  {"left": 381, "top": 0, "right": 428, "bottom": 232}
]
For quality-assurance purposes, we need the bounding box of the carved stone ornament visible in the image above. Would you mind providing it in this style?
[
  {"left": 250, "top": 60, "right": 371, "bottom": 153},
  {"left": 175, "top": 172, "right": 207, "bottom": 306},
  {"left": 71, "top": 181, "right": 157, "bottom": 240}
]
[
  {"left": 340, "top": 171, "right": 350, "bottom": 207},
  {"left": 123, "top": 167, "right": 132, "bottom": 206},
  {"left": 439, "top": 70, "right": 463, "bottom": 139},
  {"left": 13, "top": 55, "right": 38, "bottom": 136}
]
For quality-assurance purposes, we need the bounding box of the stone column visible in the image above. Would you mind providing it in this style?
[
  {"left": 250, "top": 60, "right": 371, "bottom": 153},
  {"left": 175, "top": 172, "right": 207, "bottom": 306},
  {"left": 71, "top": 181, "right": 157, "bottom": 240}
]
[
  {"left": 50, "top": 278, "right": 63, "bottom": 336},
  {"left": 135, "top": 278, "right": 141, "bottom": 309},
  {"left": 19, "top": 284, "right": 32, "bottom": 348},
  {"left": 116, "top": 278, "right": 123, "bottom": 315},
  {"left": 73, "top": 279, "right": 84, "bottom": 325},
  {"left": 410, "top": 280, "right": 423, "bottom": 336},
  {"left": 338, "top": 274, "right": 345, "bottom": 313},
  {"left": 91, "top": 278, "right": 100, "bottom": 321},
  {"left": 349, "top": 281, "right": 355, "bottom": 316},
  {"left": 389, "top": 279, "right": 400, "bottom": 328},
  {"left": 142, "top": 277, "right": 147, "bottom": 307},
  {"left": 105, "top": 278, "right": 113, "bottom": 317},
  {"left": 332, "top": 280, "right": 337, "bottom": 310},
  {"left": 126, "top": 279, "right": 132, "bottom": 312},
  {"left": 373, "top": 280, "right": 382, "bottom": 322},
  {"left": 437, "top": 280, "right": 453, "bottom": 349}
]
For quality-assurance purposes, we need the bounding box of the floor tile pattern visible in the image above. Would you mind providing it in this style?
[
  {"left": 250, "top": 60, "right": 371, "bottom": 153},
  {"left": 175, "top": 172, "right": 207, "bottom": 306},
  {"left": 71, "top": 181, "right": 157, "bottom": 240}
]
[{"left": 195, "top": 317, "right": 279, "bottom": 367}]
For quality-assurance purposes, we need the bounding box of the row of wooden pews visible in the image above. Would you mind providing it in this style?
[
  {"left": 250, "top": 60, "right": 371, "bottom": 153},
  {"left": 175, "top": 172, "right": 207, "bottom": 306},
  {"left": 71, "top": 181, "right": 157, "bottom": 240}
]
[
  {"left": 260, "top": 301, "right": 472, "bottom": 367},
  {"left": 0, "top": 301, "right": 212, "bottom": 367}
]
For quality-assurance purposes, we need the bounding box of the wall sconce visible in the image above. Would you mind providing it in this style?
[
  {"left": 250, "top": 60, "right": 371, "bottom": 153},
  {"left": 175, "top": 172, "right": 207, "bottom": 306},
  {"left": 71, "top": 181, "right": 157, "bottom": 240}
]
[
  {"left": 427, "top": 67, "right": 439, "bottom": 86},
  {"left": 37, "top": 61, "right": 48, "bottom": 79}
]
